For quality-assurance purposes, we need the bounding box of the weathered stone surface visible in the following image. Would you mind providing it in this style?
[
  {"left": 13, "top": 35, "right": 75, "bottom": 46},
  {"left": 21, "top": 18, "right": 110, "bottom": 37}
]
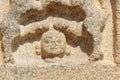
[
  {"left": 0, "top": 0, "right": 111, "bottom": 63},
  {"left": 41, "top": 29, "right": 67, "bottom": 59},
  {"left": 0, "top": 64, "right": 120, "bottom": 80},
  {"left": 0, "top": 0, "right": 120, "bottom": 80},
  {"left": 115, "top": 0, "right": 120, "bottom": 64}
]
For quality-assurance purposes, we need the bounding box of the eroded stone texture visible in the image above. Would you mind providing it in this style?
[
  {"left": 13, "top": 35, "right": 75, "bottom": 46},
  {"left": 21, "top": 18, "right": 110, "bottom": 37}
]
[
  {"left": 0, "top": 0, "right": 11, "bottom": 64},
  {"left": 41, "top": 29, "right": 66, "bottom": 59},
  {"left": 99, "top": 0, "right": 114, "bottom": 64},
  {"left": 0, "top": 0, "right": 120, "bottom": 80},
  {"left": 114, "top": 0, "right": 120, "bottom": 64},
  {"left": 0, "top": 0, "right": 111, "bottom": 64}
]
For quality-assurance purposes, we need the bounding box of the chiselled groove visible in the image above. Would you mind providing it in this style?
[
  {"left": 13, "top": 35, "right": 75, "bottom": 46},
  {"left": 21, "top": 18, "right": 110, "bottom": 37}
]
[{"left": 110, "top": 0, "right": 118, "bottom": 63}]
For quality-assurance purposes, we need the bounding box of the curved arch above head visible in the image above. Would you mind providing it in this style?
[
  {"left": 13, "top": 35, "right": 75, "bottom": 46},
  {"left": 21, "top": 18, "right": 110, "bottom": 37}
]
[
  {"left": 19, "top": 16, "right": 83, "bottom": 37},
  {"left": 17, "top": 1, "right": 86, "bottom": 26}
]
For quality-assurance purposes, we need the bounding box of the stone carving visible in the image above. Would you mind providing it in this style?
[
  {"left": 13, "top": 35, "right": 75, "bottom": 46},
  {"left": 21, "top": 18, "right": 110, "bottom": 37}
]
[
  {"left": 112, "top": 0, "right": 120, "bottom": 64},
  {"left": 0, "top": 0, "right": 109, "bottom": 63},
  {"left": 35, "top": 29, "right": 71, "bottom": 62},
  {"left": 37, "top": 29, "right": 67, "bottom": 58},
  {"left": 1, "top": 0, "right": 120, "bottom": 80}
]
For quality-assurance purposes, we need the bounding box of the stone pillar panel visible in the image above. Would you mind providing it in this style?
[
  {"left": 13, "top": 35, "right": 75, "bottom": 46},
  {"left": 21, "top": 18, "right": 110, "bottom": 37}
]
[{"left": 0, "top": 0, "right": 120, "bottom": 80}]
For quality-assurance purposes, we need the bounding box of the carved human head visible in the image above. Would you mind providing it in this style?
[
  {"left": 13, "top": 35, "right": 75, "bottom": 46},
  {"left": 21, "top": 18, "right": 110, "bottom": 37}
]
[{"left": 41, "top": 29, "right": 67, "bottom": 59}]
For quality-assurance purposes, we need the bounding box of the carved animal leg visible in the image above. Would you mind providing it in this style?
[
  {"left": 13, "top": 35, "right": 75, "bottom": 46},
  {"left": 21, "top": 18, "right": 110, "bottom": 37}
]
[
  {"left": 2, "top": 36, "right": 15, "bottom": 63},
  {"left": 89, "top": 31, "right": 104, "bottom": 61}
]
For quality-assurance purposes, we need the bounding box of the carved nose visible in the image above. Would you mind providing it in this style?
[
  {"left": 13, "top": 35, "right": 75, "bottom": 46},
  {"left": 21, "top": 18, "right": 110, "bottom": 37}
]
[
  {"left": 51, "top": 41, "right": 58, "bottom": 48},
  {"left": 54, "top": 41, "right": 58, "bottom": 45}
]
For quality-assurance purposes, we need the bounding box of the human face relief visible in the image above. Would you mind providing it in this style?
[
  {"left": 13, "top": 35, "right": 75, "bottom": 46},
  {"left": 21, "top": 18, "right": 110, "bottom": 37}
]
[{"left": 41, "top": 30, "right": 66, "bottom": 55}]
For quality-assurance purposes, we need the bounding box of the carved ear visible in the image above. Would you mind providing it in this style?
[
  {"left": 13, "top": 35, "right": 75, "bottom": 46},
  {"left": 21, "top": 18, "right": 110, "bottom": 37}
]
[
  {"left": 65, "top": 45, "right": 71, "bottom": 56},
  {"left": 35, "top": 42, "right": 41, "bottom": 55}
]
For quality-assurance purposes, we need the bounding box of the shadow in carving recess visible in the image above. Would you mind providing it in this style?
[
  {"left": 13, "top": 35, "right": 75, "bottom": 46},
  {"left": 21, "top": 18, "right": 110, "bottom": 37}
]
[
  {"left": 0, "top": 32, "right": 4, "bottom": 62},
  {"left": 12, "top": 27, "right": 93, "bottom": 56},
  {"left": 12, "top": 29, "right": 48, "bottom": 52},
  {"left": 54, "top": 25, "right": 93, "bottom": 56},
  {"left": 79, "top": 26, "right": 93, "bottom": 56},
  {"left": 18, "top": 2, "right": 86, "bottom": 25},
  {"left": 14, "top": 2, "right": 93, "bottom": 56}
]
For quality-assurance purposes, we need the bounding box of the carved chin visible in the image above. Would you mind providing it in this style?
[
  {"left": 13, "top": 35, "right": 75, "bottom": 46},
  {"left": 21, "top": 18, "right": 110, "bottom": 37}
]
[
  {"left": 46, "top": 48, "right": 65, "bottom": 55},
  {"left": 51, "top": 50, "right": 65, "bottom": 55},
  {"left": 41, "top": 48, "right": 65, "bottom": 59}
]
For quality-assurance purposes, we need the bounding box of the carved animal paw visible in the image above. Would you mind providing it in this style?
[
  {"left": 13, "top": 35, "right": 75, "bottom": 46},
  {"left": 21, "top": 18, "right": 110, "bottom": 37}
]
[{"left": 89, "top": 53, "right": 104, "bottom": 61}]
